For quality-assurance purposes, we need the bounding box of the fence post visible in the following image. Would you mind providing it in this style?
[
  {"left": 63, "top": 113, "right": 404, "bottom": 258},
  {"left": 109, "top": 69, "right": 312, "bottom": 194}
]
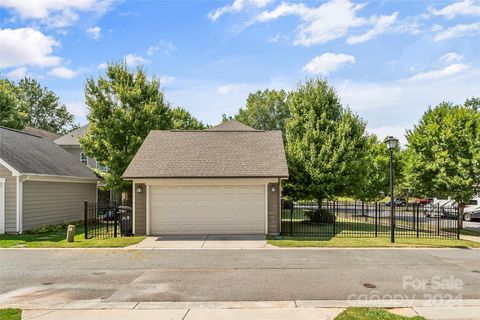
[
  {"left": 416, "top": 204, "right": 420, "bottom": 238},
  {"left": 84, "top": 201, "right": 88, "bottom": 239},
  {"left": 457, "top": 207, "right": 460, "bottom": 240},
  {"left": 375, "top": 202, "right": 378, "bottom": 237},
  {"left": 290, "top": 206, "right": 293, "bottom": 237},
  {"left": 332, "top": 201, "right": 336, "bottom": 236},
  {"left": 114, "top": 205, "right": 118, "bottom": 238}
]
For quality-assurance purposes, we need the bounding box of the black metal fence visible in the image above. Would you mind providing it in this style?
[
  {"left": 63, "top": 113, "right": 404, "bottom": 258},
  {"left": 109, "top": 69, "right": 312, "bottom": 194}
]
[
  {"left": 281, "top": 200, "right": 460, "bottom": 239},
  {"left": 84, "top": 201, "right": 133, "bottom": 239}
]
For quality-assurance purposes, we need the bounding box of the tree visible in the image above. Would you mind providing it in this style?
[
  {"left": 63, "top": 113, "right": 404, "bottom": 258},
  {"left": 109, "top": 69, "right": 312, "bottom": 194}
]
[
  {"left": 16, "top": 78, "right": 77, "bottom": 133},
  {"left": 284, "top": 79, "right": 370, "bottom": 204},
  {"left": 234, "top": 89, "right": 289, "bottom": 133},
  {"left": 171, "top": 107, "right": 207, "bottom": 130},
  {"left": 0, "top": 78, "right": 27, "bottom": 129},
  {"left": 405, "top": 99, "right": 480, "bottom": 225},
  {"left": 80, "top": 63, "right": 172, "bottom": 191}
]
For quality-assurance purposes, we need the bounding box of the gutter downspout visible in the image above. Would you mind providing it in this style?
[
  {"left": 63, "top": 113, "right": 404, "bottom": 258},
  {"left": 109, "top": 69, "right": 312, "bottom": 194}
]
[{"left": 16, "top": 175, "right": 32, "bottom": 234}]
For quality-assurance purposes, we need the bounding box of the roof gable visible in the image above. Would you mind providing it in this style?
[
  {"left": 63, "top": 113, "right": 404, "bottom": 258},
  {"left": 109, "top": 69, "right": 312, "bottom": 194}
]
[
  {"left": 0, "top": 127, "right": 98, "bottom": 179},
  {"left": 54, "top": 124, "right": 88, "bottom": 146},
  {"left": 123, "top": 126, "right": 288, "bottom": 179},
  {"left": 206, "top": 120, "right": 258, "bottom": 132}
]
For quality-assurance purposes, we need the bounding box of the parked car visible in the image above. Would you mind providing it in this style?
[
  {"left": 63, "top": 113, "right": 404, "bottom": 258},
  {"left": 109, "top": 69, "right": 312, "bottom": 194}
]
[
  {"left": 415, "top": 198, "right": 433, "bottom": 205},
  {"left": 424, "top": 198, "right": 454, "bottom": 217},
  {"left": 385, "top": 198, "right": 407, "bottom": 207},
  {"left": 463, "top": 198, "right": 480, "bottom": 221}
]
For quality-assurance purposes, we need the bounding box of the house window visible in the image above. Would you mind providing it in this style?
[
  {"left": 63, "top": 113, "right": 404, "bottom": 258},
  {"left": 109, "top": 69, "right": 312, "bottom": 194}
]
[
  {"left": 80, "top": 152, "right": 88, "bottom": 165},
  {"left": 96, "top": 161, "right": 108, "bottom": 172}
]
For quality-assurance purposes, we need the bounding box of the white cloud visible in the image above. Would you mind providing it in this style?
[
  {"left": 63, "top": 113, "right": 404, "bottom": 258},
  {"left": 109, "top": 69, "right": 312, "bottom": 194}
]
[
  {"left": 66, "top": 101, "right": 88, "bottom": 117},
  {"left": 146, "top": 41, "right": 176, "bottom": 56},
  {"left": 429, "top": 0, "right": 480, "bottom": 19},
  {"left": 159, "top": 76, "right": 175, "bottom": 85},
  {"left": 409, "top": 64, "right": 467, "bottom": 82},
  {"left": 86, "top": 26, "right": 101, "bottom": 40},
  {"left": 208, "top": 0, "right": 272, "bottom": 21},
  {"left": 6, "top": 67, "right": 28, "bottom": 79},
  {"left": 124, "top": 54, "right": 150, "bottom": 67},
  {"left": 97, "top": 62, "right": 108, "bottom": 69},
  {"left": 438, "top": 52, "right": 463, "bottom": 63},
  {"left": 257, "top": 0, "right": 368, "bottom": 46},
  {"left": 347, "top": 12, "right": 398, "bottom": 44},
  {"left": 0, "top": 0, "right": 114, "bottom": 28},
  {"left": 47, "top": 66, "right": 78, "bottom": 79},
  {"left": 0, "top": 27, "right": 61, "bottom": 69},
  {"left": 217, "top": 84, "right": 240, "bottom": 94},
  {"left": 434, "top": 22, "right": 480, "bottom": 41},
  {"left": 303, "top": 53, "right": 355, "bottom": 75}
]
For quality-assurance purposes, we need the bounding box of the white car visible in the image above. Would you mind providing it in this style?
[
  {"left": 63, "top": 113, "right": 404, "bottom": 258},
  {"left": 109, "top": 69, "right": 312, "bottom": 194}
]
[{"left": 463, "top": 198, "right": 480, "bottom": 221}]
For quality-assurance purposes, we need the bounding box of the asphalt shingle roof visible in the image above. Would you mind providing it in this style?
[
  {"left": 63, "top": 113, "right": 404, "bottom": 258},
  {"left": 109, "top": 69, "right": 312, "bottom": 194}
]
[
  {"left": 123, "top": 121, "right": 288, "bottom": 179},
  {"left": 0, "top": 127, "right": 99, "bottom": 179},
  {"left": 54, "top": 124, "right": 88, "bottom": 146},
  {"left": 22, "top": 127, "right": 61, "bottom": 141}
]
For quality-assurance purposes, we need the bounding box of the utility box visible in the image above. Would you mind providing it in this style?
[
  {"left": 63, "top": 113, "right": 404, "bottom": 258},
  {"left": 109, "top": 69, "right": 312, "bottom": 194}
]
[{"left": 66, "top": 225, "right": 75, "bottom": 242}]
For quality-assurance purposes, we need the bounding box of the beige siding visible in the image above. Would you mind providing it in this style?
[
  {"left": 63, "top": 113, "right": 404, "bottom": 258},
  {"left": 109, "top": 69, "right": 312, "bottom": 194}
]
[
  {"left": 267, "top": 183, "right": 280, "bottom": 235},
  {"left": 22, "top": 181, "right": 96, "bottom": 231},
  {"left": 62, "top": 146, "right": 97, "bottom": 169},
  {"left": 134, "top": 183, "right": 146, "bottom": 235},
  {"left": 0, "top": 163, "right": 17, "bottom": 233}
]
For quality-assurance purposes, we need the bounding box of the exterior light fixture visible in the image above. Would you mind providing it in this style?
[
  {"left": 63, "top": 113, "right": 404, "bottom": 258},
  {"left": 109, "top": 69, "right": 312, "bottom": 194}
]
[
  {"left": 271, "top": 185, "right": 276, "bottom": 193},
  {"left": 385, "top": 136, "right": 399, "bottom": 243},
  {"left": 136, "top": 185, "right": 144, "bottom": 193}
]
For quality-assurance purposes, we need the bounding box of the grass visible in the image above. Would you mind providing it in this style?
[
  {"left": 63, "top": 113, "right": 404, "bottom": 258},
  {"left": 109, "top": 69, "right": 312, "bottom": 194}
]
[
  {"left": 0, "top": 222, "right": 145, "bottom": 248},
  {"left": 268, "top": 236, "right": 480, "bottom": 248},
  {"left": 335, "top": 307, "right": 425, "bottom": 320},
  {"left": 0, "top": 309, "right": 21, "bottom": 320}
]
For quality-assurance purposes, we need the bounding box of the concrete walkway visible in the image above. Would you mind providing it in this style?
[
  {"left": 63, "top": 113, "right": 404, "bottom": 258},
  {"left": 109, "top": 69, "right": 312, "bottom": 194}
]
[
  {"left": 129, "top": 234, "right": 267, "bottom": 249},
  {"left": 18, "top": 301, "right": 480, "bottom": 320}
]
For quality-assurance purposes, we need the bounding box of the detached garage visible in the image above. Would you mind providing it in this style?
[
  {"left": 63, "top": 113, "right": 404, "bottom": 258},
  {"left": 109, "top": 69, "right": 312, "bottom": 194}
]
[{"left": 123, "top": 120, "right": 289, "bottom": 236}]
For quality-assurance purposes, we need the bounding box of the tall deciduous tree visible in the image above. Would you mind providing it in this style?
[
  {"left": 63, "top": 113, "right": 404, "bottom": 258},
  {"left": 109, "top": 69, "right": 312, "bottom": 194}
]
[
  {"left": 405, "top": 98, "right": 480, "bottom": 225},
  {"left": 0, "top": 78, "right": 27, "bottom": 129},
  {"left": 16, "top": 78, "right": 77, "bottom": 133},
  {"left": 284, "top": 79, "right": 370, "bottom": 204},
  {"left": 171, "top": 107, "right": 207, "bottom": 130},
  {"left": 234, "top": 89, "right": 289, "bottom": 133},
  {"left": 80, "top": 63, "right": 172, "bottom": 191}
]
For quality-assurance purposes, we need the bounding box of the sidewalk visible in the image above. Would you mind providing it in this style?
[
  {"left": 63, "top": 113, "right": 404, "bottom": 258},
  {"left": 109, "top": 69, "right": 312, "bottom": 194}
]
[{"left": 14, "top": 300, "right": 480, "bottom": 320}]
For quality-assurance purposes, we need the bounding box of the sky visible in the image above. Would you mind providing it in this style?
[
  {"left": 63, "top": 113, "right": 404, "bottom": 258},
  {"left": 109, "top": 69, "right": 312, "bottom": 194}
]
[{"left": 1, "top": 0, "right": 479, "bottom": 143}]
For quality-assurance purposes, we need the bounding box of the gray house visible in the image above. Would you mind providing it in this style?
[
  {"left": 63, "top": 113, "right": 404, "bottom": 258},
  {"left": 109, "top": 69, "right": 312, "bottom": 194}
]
[
  {"left": 0, "top": 127, "right": 99, "bottom": 234},
  {"left": 122, "top": 120, "right": 288, "bottom": 236},
  {"left": 55, "top": 125, "right": 118, "bottom": 203}
]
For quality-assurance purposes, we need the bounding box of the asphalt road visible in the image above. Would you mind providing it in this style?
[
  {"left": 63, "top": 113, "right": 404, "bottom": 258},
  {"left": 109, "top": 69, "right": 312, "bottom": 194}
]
[{"left": 1, "top": 248, "right": 480, "bottom": 305}]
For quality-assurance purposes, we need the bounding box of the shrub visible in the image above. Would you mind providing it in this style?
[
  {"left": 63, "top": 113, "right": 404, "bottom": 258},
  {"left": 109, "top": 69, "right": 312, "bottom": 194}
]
[{"left": 304, "top": 209, "right": 336, "bottom": 224}]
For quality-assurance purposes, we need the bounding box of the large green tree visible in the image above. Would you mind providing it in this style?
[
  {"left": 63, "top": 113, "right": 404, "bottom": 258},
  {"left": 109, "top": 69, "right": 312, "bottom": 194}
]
[
  {"left": 405, "top": 98, "right": 480, "bottom": 224},
  {"left": 0, "top": 78, "right": 27, "bottom": 129},
  {"left": 17, "top": 78, "right": 77, "bottom": 133},
  {"left": 171, "top": 107, "right": 207, "bottom": 130},
  {"left": 234, "top": 89, "right": 289, "bottom": 133},
  {"left": 284, "top": 79, "right": 370, "bottom": 204},
  {"left": 80, "top": 63, "right": 172, "bottom": 191}
]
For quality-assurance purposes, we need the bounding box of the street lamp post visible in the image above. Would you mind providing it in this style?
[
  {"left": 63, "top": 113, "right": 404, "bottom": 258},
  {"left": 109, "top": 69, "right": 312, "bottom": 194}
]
[{"left": 385, "top": 136, "right": 399, "bottom": 243}]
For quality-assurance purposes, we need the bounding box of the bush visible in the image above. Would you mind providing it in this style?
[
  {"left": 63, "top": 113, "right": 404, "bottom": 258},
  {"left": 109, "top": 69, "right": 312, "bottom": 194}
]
[{"left": 304, "top": 209, "right": 336, "bottom": 224}]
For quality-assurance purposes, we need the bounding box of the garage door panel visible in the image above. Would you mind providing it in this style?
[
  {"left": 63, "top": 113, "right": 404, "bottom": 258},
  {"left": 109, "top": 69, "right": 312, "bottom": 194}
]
[{"left": 150, "top": 185, "right": 265, "bottom": 235}]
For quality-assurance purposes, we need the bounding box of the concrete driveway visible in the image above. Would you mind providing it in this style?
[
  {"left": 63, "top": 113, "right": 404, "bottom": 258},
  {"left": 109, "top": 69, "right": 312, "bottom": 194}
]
[{"left": 130, "top": 234, "right": 267, "bottom": 249}]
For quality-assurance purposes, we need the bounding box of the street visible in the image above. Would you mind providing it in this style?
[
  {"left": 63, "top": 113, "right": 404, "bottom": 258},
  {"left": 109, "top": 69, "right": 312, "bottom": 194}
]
[{"left": 1, "top": 248, "right": 480, "bottom": 306}]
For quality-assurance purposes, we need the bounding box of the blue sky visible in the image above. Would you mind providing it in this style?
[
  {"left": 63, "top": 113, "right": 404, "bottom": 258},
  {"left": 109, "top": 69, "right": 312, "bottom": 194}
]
[{"left": 1, "top": 0, "right": 479, "bottom": 143}]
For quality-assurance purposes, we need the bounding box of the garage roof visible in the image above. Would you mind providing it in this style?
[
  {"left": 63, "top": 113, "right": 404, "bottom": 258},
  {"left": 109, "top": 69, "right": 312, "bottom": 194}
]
[
  {"left": 123, "top": 120, "right": 289, "bottom": 179},
  {"left": 0, "top": 127, "right": 99, "bottom": 179}
]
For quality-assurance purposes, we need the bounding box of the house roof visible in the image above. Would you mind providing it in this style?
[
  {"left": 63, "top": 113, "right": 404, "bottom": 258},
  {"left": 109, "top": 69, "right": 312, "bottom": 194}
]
[
  {"left": 22, "top": 127, "right": 61, "bottom": 141},
  {"left": 122, "top": 120, "right": 288, "bottom": 179},
  {"left": 0, "top": 127, "right": 99, "bottom": 179},
  {"left": 54, "top": 124, "right": 88, "bottom": 146}
]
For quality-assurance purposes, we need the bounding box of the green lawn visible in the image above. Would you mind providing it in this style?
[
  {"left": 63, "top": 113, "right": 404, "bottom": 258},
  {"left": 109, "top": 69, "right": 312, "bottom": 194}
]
[
  {"left": 268, "top": 236, "right": 480, "bottom": 248},
  {"left": 335, "top": 307, "right": 425, "bottom": 320},
  {"left": 0, "top": 309, "right": 21, "bottom": 320},
  {"left": 0, "top": 222, "right": 145, "bottom": 248}
]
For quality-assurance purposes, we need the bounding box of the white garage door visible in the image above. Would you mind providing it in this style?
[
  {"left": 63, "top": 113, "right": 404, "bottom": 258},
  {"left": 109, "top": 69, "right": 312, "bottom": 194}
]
[{"left": 150, "top": 185, "right": 265, "bottom": 235}]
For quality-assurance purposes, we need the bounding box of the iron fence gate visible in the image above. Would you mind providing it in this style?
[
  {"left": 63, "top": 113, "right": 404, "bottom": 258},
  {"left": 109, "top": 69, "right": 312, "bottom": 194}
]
[
  {"left": 281, "top": 200, "right": 460, "bottom": 239},
  {"left": 84, "top": 201, "right": 133, "bottom": 239}
]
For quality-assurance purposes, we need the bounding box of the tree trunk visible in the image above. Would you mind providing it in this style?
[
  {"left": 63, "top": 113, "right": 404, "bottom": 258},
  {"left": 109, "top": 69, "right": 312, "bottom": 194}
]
[
  {"left": 317, "top": 199, "right": 322, "bottom": 210},
  {"left": 458, "top": 203, "right": 465, "bottom": 230}
]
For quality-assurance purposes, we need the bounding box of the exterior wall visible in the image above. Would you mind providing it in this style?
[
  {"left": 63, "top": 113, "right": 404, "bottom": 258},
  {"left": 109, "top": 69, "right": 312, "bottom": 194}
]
[
  {"left": 267, "top": 183, "right": 280, "bottom": 235},
  {"left": 22, "top": 181, "right": 97, "bottom": 231},
  {"left": 0, "top": 163, "right": 17, "bottom": 233},
  {"left": 62, "top": 146, "right": 97, "bottom": 170},
  {"left": 134, "top": 183, "right": 146, "bottom": 235}
]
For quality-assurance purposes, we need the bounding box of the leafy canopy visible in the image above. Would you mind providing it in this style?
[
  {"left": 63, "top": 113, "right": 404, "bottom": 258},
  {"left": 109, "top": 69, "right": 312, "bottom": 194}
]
[
  {"left": 171, "top": 107, "right": 207, "bottom": 130},
  {"left": 0, "top": 78, "right": 27, "bottom": 129},
  {"left": 80, "top": 62, "right": 172, "bottom": 191}
]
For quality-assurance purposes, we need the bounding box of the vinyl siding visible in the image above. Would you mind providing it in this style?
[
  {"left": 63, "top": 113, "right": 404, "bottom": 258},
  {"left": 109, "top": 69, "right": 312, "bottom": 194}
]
[
  {"left": 0, "top": 163, "right": 17, "bottom": 233},
  {"left": 134, "top": 183, "right": 146, "bottom": 235},
  {"left": 267, "top": 183, "right": 280, "bottom": 235},
  {"left": 62, "top": 147, "right": 97, "bottom": 170},
  {"left": 22, "top": 181, "right": 96, "bottom": 231}
]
